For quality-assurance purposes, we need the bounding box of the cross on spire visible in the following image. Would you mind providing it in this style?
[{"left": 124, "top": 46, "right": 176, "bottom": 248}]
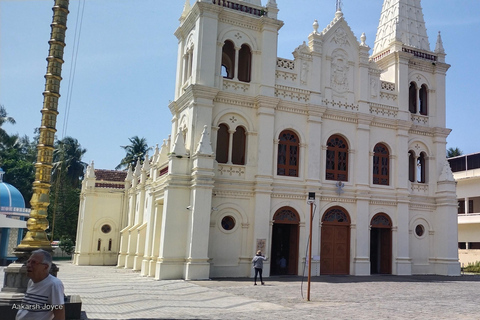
[{"left": 336, "top": 0, "right": 342, "bottom": 12}]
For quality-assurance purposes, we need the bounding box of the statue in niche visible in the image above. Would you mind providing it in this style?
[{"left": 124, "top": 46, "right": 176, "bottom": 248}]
[
  {"left": 300, "top": 61, "right": 309, "bottom": 85},
  {"left": 370, "top": 78, "right": 377, "bottom": 97},
  {"left": 331, "top": 53, "right": 349, "bottom": 92}
]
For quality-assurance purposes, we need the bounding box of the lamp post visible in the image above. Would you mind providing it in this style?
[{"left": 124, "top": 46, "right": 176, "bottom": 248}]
[{"left": 307, "top": 192, "right": 315, "bottom": 301}]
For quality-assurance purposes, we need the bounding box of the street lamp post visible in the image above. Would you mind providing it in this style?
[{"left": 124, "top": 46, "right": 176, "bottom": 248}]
[{"left": 307, "top": 192, "right": 315, "bottom": 301}]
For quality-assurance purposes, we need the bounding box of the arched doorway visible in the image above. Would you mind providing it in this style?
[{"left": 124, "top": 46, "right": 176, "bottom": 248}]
[
  {"left": 270, "top": 207, "right": 300, "bottom": 275},
  {"left": 370, "top": 213, "right": 392, "bottom": 274},
  {"left": 321, "top": 206, "right": 350, "bottom": 275}
]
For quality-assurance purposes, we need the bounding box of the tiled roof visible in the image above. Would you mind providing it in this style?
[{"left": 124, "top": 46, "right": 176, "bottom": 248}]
[
  {"left": 94, "top": 169, "right": 127, "bottom": 189},
  {"left": 95, "top": 169, "right": 127, "bottom": 182}
]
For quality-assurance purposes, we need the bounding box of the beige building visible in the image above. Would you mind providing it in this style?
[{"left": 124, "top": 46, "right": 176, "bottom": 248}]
[
  {"left": 448, "top": 153, "right": 480, "bottom": 266},
  {"left": 74, "top": 0, "right": 460, "bottom": 279}
]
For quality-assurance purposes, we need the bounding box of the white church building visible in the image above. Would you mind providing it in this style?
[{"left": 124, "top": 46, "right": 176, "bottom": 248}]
[{"left": 73, "top": 0, "right": 460, "bottom": 279}]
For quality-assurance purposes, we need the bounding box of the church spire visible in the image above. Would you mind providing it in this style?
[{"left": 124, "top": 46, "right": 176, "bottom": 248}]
[{"left": 373, "top": 0, "right": 430, "bottom": 55}]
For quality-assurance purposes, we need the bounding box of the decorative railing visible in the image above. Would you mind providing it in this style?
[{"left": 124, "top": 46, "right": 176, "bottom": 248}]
[
  {"left": 369, "top": 103, "right": 398, "bottom": 117},
  {"left": 402, "top": 47, "right": 437, "bottom": 61},
  {"left": 277, "top": 58, "right": 295, "bottom": 70},
  {"left": 223, "top": 79, "right": 250, "bottom": 92},
  {"left": 411, "top": 114, "right": 428, "bottom": 125},
  {"left": 372, "top": 50, "right": 390, "bottom": 62},
  {"left": 275, "top": 85, "right": 310, "bottom": 102},
  {"left": 212, "top": 0, "right": 266, "bottom": 17},
  {"left": 381, "top": 81, "right": 395, "bottom": 91},
  {"left": 410, "top": 182, "right": 428, "bottom": 193},
  {"left": 217, "top": 164, "right": 245, "bottom": 178}
]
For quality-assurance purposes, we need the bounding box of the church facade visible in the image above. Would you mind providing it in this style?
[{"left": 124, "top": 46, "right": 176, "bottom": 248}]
[{"left": 73, "top": 0, "right": 461, "bottom": 279}]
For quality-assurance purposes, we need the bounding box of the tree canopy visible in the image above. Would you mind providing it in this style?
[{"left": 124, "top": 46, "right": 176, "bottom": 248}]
[
  {"left": 116, "top": 136, "right": 151, "bottom": 170},
  {"left": 447, "top": 147, "right": 463, "bottom": 158}
]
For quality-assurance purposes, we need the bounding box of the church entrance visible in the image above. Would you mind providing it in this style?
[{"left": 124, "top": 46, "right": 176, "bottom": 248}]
[
  {"left": 370, "top": 213, "right": 392, "bottom": 274},
  {"left": 320, "top": 206, "right": 350, "bottom": 275},
  {"left": 270, "top": 207, "right": 299, "bottom": 275}
]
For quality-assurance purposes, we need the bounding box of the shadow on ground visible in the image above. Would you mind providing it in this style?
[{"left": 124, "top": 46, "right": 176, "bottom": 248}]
[{"left": 197, "top": 274, "right": 480, "bottom": 285}]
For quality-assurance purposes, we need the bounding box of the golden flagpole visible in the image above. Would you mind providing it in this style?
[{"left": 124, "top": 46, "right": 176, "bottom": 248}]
[{"left": 15, "top": 0, "right": 70, "bottom": 257}]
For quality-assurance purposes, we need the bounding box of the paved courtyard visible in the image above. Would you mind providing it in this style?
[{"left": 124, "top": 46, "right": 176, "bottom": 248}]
[{"left": 3, "top": 263, "right": 480, "bottom": 319}]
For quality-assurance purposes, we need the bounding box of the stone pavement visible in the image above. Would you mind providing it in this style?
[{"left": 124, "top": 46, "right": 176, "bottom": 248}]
[{"left": 3, "top": 263, "right": 480, "bottom": 319}]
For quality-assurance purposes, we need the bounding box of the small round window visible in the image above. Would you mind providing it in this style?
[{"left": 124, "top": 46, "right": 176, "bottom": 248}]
[
  {"left": 101, "top": 224, "right": 112, "bottom": 234},
  {"left": 221, "top": 216, "right": 236, "bottom": 231},
  {"left": 415, "top": 224, "right": 425, "bottom": 237}
]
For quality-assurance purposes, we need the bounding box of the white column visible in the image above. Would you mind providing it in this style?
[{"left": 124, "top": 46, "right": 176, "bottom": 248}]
[
  {"left": 233, "top": 46, "right": 240, "bottom": 81},
  {"left": 227, "top": 129, "right": 235, "bottom": 164}
]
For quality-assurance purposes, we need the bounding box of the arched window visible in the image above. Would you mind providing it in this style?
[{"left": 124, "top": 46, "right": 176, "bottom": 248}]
[
  {"left": 277, "top": 130, "right": 299, "bottom": 177},
  {"left": 238, "top": 44, "right": 252, "bottom": 82},
  {"left": 408, "top": 151, "right": 415, "bottom": 182},
  {"left": 216, "top": 124, "right": 229, "bottom": 163},
  {"left": 222, "top": 40, "right": 235, "bottom": 79},
  {"left": 409, "top": 82, "right": 417, "bottom": 114},
  {"left": 108, "top": 239, "right": 112, "bottom": 251},
  {"left": 373, "top": 143, "right": 389, "bottom": 185},
  {"left": 183, "top": 46, "right": 194, "bottom": 83},
  {"left": 232, "top": 126, "right": 246, "bottom": 165},
  {"left": 97, "top": 239, "right": 101, "bottom": 251},
  {"left": 417, "top": 152, "right": 426, "bottom": 183},
  {"left": 419, "top": 84, "right": 428, "bottom": 115},
  {"left": 326, "top": 135, "right": 348, "bottom": 181}
]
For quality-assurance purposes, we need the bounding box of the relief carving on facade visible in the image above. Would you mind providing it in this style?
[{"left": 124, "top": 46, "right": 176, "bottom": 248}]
[
  {"left": 332, "top": 27, "right": 348, "bottom": 46},
  {"left": 370, "top": 78, "right": 378, "bottom": 97},
  {"left": 300, "top": 61, "right": 309, "bottom": 85},
  {"left": 330, "top": 52, "right": 349, "bottom": 92}
]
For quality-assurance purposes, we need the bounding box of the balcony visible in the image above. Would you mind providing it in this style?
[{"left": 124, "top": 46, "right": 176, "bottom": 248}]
[{"left": 458, "top": 213, "right": 480, "bottom": 225}]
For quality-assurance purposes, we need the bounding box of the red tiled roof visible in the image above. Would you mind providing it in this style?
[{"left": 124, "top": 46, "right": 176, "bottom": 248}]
[
  {"left": 95, "top": 169, "right": 127, "bottom": 182},
  {"left": 94, "top": 170, "right": 127, "bottom": 189}
]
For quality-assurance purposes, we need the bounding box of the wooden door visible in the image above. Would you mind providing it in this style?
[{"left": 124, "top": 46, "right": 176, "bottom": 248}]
[
  {"left": 379, "top": 228, "right": 392, "bottom": 274},
  {"left": 321, "top": 225, "right": 350, "bottom": 275}
]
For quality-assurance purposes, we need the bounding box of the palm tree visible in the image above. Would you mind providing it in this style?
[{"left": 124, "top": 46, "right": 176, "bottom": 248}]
[
  {"left": 52, "top": 136, "right": 87, "bottom": 188},
  {"left": 116, "top": 136, "right": 151, "bottom": 170},
  {"left": 0, "top": 105, "right": 16, "bottom": 142},
  {"left": 447, "top": 147, "right": 463, "bottom": 158}
]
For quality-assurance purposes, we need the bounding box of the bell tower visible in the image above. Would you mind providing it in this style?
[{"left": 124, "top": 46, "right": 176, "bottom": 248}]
[
  {"left": 372, "top": 0, "right": 459, "bottom": 275},
  {"left": 155, "top": 0, "right": 283, "bottom": 280}
]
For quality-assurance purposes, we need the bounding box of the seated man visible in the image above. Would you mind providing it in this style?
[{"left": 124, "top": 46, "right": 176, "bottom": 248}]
[{"left": 16, "top": 249, "right": 65, "bottom": 320}]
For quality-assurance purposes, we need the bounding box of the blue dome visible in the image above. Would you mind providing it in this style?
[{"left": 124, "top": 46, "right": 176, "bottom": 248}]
[{"left": 0, "top": 168, "right": 26, "bottom": 209}]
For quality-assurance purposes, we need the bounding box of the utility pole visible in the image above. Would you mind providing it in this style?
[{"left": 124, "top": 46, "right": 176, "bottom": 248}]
[{"left": 307, "top": 192, "right": 315, "bottom": 301}]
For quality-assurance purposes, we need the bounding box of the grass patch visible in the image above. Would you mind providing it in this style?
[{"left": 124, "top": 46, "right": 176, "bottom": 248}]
[{"left": 462, "top": 261, "right": 480, "bottom": 273}]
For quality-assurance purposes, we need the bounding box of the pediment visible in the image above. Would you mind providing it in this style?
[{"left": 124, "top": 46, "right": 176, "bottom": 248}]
[{"left": 321, "top": 18, "right": 359, "bottom": 61}]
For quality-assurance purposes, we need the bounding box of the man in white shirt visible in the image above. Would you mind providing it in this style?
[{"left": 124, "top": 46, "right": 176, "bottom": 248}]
[{"left": 15, "top": 249, "right": 65, "bottom": 320}]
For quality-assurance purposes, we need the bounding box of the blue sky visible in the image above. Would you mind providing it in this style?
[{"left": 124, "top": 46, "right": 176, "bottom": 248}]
[{"left": 1, "top": 0, "right": 479, "bottom": 169}]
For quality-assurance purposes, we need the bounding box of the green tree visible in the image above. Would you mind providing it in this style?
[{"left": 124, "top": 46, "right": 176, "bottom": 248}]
[
  {"left": 116, "top": 136, "right": 151, "bottom": 170},
  {"left": 52, "top": 136, "right": 87, "bottom": 188},
  {"left": 49, "top": 137, "right": 87, "bottom": 241},
  {"left": 0, "top": 134, "right": 36, "bottom": 205},
  {"left": 447, "top": 147, "right": 463, "bottom": 158},
  {"left": 0, "top": 104, "right": 16, "bottom": 143}
]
